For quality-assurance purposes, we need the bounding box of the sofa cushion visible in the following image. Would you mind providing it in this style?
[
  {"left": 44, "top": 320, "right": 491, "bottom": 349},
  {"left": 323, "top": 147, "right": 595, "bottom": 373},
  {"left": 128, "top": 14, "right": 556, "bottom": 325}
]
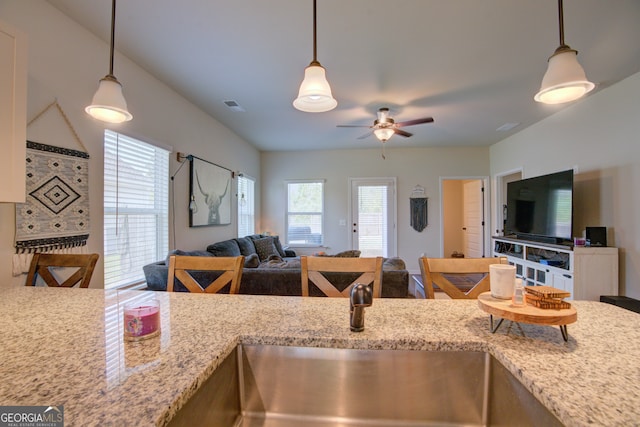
[
  {"left": 259, "top": 256, "right": 301, "bottom": 269},
  {"left": 383, "top": 257, "right": 406, "bottom": 270},
  {"left": 254, "top": 237, "right": 279, "bottom": 261},
  {"left": 244, "top": 253, "right": 260, "bottom": 268},
  {"left": 165, "top": 249, "right": 212, "bottom": 265},
  {"left": 207, "top": 239, "right": 241, "bottom": 257},
  {"left": 236, "top": 236, "right": 257, "bottom": 256}
]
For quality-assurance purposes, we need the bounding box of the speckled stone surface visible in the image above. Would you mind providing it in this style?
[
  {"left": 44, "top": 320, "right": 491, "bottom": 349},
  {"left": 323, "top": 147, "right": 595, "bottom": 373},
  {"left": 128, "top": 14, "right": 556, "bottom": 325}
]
[{"left": 0, "top": 286, "right": 639, "bottom": 426}]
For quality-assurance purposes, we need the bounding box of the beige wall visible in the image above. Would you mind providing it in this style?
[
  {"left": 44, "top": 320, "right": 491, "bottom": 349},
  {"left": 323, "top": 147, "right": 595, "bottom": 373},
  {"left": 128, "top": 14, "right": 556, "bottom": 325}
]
[
  {"left": 0, "top": 2, "right": 260, "bottom": 287},
  {"left": 261, "top": 146, "right": 490, "bottom": 273},
  {"left": 490, "top": 71, "right": 640, "bottom": 298}
]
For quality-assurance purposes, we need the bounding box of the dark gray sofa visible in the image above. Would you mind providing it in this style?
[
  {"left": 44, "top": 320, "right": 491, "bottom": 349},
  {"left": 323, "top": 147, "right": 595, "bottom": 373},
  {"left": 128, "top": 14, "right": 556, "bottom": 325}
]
[{"left": 143, "top": 234, "right": 410, "bottom": 298}]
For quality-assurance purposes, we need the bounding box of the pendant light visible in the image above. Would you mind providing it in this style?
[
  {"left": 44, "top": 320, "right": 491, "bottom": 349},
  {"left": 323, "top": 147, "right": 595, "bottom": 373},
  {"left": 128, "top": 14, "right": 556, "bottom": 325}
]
[
  {"left": 293, "top": 0, "right": 337, "bottom": 113},
  {"left": 534, "top": 0, "right": 595, "bottom": 104},
  {"left": 85, "top": 0, "right": 133, "bottom": 123}
]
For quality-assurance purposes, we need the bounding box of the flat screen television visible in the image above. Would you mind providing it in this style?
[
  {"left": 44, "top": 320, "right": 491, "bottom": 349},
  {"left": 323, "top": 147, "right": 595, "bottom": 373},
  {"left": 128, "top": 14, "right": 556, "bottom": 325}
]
[{"left": 505, "top": 169, "right": 574, "bottom": 244}]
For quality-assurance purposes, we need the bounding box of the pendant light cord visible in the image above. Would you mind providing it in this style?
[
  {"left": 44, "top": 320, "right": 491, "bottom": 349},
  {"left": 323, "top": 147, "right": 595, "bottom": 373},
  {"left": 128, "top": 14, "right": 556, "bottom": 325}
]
[
  {"left": 109, "top": 0, "right": 116, "bottom": 76},
  {"left": 557, "top": 0, "right": 566, "bottom": 47},
  {"left": 312, "top": 0, "right": 318, "bottom": 64}
]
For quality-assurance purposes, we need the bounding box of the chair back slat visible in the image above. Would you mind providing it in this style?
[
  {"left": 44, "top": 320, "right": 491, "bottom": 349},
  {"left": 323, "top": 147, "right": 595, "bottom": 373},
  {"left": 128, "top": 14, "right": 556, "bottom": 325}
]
[
  {"left": 301, "top": 256, "right": 383, "bottom": 298},
  {"left": 167, "top": 255, "right": 244, "bottom": 294},
  {"left": 419, "top": 256, "right": 508, "bottom": 299},
  {"left": 25, "top": 253, "right": 99, "bottom": 288}
]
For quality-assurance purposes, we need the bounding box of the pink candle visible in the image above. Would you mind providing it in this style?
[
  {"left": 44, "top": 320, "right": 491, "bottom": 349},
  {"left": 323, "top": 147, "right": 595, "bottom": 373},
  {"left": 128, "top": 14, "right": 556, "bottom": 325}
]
[{"left": 124, "top": 302, "right": 160, "bottom": 340}]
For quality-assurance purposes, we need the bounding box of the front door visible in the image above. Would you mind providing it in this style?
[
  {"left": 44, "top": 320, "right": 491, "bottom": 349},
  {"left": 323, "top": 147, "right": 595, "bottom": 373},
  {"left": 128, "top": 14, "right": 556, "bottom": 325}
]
[{"left": 350, "top": 178, "right": 397, "bottom": 257}]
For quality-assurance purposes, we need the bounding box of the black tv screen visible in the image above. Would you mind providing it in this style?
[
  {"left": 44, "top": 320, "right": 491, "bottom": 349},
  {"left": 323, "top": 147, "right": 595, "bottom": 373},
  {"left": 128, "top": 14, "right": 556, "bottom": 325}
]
[{"left": 505, "top": 170, "right": 574, "bottom": 243}]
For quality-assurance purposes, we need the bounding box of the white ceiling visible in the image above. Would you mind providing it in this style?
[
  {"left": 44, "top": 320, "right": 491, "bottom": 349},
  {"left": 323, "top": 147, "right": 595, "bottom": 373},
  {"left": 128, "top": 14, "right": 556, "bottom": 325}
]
[{"left": 47, "top": 0, "right": 640, "bottom": 152}]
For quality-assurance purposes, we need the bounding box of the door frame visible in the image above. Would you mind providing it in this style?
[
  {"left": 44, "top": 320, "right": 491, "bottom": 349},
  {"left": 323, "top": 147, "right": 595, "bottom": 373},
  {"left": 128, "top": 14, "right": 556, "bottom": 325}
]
[
  {"left": 439, "top": 176, "right": 490, "bottom": 258},
  {"left": 492, "top": 167, "right": 523, "bottom": 237},
  {"left": 348, "top": 177, "right": 397, "bottom": 257}
]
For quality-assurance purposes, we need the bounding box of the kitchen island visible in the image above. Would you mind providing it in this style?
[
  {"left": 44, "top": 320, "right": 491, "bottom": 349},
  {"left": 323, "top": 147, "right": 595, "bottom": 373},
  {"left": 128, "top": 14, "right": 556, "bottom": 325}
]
[{"left": 0, "top": 286, "right": 638, "bottom": 426}]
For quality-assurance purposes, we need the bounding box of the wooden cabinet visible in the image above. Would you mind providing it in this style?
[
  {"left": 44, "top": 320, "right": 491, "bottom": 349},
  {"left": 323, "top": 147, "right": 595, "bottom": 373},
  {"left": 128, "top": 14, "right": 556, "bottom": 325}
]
[
  {"left": 0, "top": 19, "right": 27, "bottom": 203},
  {"left": 493, "top": 236, "right": 618, "bottom": 301}
]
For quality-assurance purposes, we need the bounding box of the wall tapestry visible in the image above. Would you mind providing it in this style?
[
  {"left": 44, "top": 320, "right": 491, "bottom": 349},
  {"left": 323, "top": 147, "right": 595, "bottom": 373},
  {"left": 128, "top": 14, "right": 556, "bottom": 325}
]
[
  {"left": 15, "top": 141, "right": 90, "bottom": 253},
  {"left": 410, "top": 197, "right": 428, "bottom": 232},
  {"left": 189, "top": 156, "right": 232, "bottom": 227}
]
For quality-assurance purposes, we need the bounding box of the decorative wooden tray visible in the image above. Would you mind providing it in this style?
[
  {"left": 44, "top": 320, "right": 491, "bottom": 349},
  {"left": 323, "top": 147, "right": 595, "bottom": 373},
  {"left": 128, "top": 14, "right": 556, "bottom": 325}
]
[
  {"left": 478, "top": 292, "right": 577, "bottom": 325},
  {"left": 477, "top": 292, "right": 577, "bottom": 341}
]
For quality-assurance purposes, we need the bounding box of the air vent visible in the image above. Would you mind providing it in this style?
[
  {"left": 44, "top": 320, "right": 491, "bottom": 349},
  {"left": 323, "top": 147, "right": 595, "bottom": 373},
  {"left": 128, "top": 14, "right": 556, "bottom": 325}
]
[{"left": 223, "top": 100, "right": 246, "bottom": 112}]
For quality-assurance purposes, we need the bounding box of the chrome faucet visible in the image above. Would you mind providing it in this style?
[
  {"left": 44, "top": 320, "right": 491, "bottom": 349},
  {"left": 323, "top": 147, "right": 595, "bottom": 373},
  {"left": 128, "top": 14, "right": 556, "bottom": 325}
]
[{"left": 350, "top": 283, "right": 373, "bottom": 332}]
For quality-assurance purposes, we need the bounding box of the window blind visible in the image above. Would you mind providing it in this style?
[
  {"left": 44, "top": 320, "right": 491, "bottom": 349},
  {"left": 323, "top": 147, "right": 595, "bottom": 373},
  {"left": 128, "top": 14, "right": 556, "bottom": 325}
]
[
  {"left": 285, "top": 181, "right": 324, "bottom": 245},
  {"left": 237, "top": 175, "right": 255, "bottom": 238},
  {"left": 104, "top": 130, "right": 169, "bottom": 289},
  {"left": 357, "top": 185, "right": 388, "bottom": 257}
]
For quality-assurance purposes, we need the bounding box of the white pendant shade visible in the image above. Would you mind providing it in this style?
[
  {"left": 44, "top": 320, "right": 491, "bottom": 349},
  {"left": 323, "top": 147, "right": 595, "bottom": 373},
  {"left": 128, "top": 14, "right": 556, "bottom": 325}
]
[
  {"left": 293, "top": 63, "right": 337, "bottom": 113},
  {"left": 534, "top": 48, "right": 595, "bottom": 104},
  {"left": 86, "top": 75, "right": 133, "bottom": 123},
  {"left": 374, "top": 128, "right": 395, "bottom": 142}
]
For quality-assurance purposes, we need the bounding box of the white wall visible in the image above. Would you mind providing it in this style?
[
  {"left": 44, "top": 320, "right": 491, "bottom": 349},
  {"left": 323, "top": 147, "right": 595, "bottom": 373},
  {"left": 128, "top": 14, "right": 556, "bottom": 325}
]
[
  {"left": 0, "top": 1, "right": 260, "bottom": 287},
  {"left": 261, "top": 146, "right": 490, "bottom": 273},
  {"left": 490, "top": 71, "right": 640, "bottom": 298}
]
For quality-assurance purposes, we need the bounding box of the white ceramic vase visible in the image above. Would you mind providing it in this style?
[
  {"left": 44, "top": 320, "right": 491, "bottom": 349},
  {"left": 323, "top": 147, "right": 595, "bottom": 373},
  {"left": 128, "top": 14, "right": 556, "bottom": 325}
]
[{"left": 489, "top": 264, "right": 516, "bottom": 299}]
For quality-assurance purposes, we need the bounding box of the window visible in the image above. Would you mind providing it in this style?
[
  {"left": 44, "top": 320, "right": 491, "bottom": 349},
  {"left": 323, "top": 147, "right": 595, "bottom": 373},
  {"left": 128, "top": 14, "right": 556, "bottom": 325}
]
[
  {"left": 237, "top": 174, "right": 255, "bottom": 237},
  {"left": 104, "top": 130, "right": 169, "bottom": 289},
  {"left": 285, "top": 180, "right": 324, "bottom": 246}
]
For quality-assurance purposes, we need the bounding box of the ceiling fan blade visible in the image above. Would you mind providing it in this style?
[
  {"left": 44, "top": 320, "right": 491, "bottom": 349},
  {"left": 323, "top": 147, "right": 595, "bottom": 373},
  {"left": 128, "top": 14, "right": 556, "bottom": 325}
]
[
  {"left": 337, "top": 125, "right": 372, "bottom": 128},
  {"left": 394, "top": 129, "right": 413, "bottom": 138},
  {"left": 357, "top": 131, "right": 374, "bottom": 140},
  {"left": 395, "top": 117, "right": 434, "bottom": 128}
]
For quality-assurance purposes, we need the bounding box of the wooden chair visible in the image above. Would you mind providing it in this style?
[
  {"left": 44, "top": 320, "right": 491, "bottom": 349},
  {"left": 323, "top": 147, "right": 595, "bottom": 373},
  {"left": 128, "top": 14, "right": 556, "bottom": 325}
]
[
  {"left": 419, "top": 256, "right": 508, "bottom": 299},
  {"left": 301, "top": 256, "right": 383, "bottom": 298},
  {"left": 167, "top": 255, "right": 244, "bottom": 293},
  {"left": 25, "top": 253, "right": 99, "bottom": 288}
]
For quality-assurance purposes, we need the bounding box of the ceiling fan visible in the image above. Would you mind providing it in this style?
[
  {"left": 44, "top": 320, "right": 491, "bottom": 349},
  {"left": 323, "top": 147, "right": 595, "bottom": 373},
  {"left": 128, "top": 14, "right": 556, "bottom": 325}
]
[{"left": 337, "top": 107, "right": 434, "bottom": 143}]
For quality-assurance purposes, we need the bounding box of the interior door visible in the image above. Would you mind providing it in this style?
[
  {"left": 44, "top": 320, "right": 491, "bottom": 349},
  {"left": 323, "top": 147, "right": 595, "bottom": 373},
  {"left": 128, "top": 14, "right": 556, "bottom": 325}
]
[
  {"left": 350, "top": 178, "right": 397, "bottom": 257},
  {"left": 463, "top": 180, "right": 484, "bottom": 257}
]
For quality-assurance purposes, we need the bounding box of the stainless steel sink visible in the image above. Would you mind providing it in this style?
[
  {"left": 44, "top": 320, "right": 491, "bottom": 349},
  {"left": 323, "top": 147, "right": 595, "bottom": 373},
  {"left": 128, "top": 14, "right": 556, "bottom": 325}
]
[{"left": 168, "top": 344, "right": 563, "bottom": 427}]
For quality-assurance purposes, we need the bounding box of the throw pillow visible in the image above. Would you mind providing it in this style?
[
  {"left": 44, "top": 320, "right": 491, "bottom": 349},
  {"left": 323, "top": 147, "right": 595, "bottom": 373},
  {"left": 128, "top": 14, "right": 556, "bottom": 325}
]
[
  {"left": 206, "top": 239, "right": 241, "bottom": 257},
  {"left": 253, "top": 237, "right": 279, "bottom": 261},
  {"left": 244, "top": 253, "right": 260, "bottom": 268},
  {"left": 272, "top": 235, "right": 287, "bottom": 257},
  {"left": 235, "top": 237, "right": 256, "bottom": 256}
]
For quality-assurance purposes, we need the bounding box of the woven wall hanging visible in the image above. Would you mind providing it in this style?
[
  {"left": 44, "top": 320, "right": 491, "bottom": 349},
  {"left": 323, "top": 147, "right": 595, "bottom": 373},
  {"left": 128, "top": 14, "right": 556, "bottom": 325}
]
[{"left": 13, "top": 101, "right": 90, "bottom": 275}]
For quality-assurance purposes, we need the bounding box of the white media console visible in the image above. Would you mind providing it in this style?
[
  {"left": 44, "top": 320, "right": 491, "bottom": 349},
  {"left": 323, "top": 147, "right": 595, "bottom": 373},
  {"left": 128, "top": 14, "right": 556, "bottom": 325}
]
[{"left": 492, "top": 236, "right": 619, "bottom": 301}]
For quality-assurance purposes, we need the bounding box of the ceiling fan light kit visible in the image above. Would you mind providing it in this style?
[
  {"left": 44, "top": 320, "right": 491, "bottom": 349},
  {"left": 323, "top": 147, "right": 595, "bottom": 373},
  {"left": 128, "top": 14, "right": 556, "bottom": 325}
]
[
  {"left": 535, "top": 0, "right": 594, "bottom": 104},
  {"left": 337, "top": 107, "right": 434, "bottom": 147},
  {"left": 374, "top": 128, "right": 395, "bottom": 142},
  {"left": 86, "top": 0, "right": 133, "bottom": 123},
  {"left": 293, "top": 0, "right": 337, "bottom": 113}
]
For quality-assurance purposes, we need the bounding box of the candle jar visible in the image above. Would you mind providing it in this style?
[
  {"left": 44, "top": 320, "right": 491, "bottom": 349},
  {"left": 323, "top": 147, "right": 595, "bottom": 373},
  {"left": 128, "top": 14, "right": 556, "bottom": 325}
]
[{"left": 124, "top": 298, "right": 160, "bottom": 341}]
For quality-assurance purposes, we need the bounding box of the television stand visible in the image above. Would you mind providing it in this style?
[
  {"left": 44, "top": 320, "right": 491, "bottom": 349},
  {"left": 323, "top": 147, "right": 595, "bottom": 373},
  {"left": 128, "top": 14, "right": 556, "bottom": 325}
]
[{"left": 492, "top": 236, "right": 618, "bottom": 301}]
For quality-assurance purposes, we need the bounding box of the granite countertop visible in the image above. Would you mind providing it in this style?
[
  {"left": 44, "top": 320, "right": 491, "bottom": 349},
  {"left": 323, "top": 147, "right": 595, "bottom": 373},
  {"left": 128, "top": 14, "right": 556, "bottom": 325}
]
[{"left": 0, "top": 286, "right": 639, "bottom": 426}]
